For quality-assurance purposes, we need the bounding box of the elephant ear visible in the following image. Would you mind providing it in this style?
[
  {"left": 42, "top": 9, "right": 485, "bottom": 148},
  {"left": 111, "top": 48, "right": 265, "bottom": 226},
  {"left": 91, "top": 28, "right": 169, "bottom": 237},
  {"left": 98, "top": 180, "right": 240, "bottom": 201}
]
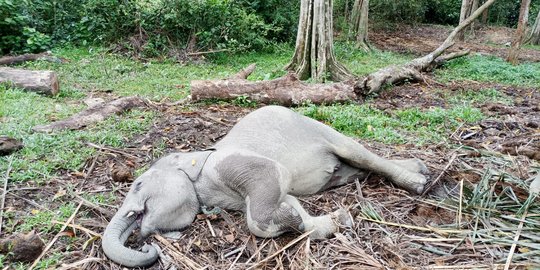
[{"left": 173, "top": 150, "right": 215, "bottom": 181}]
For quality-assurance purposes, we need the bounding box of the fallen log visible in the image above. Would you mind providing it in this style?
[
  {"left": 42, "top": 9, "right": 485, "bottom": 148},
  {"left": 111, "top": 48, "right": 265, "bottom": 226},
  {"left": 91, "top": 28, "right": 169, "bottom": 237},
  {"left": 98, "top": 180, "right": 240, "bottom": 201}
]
[
  {"left": 0, "top": 67, "right": 59, "bottom": 95},
  {"left": 0, "top": 136, "right": 24, "bottom": 156},
  {"left": 33, "top": 96, "right": 147, "bottom": 133},
  {"left": 0, "top": 52, "right": 64, "bottom": 66},
  {"left": 355, "top": 0, "right": 494, "bottom": 95},
  {"left": 191, "top": 64, "right": 356, "bottom": 106}
]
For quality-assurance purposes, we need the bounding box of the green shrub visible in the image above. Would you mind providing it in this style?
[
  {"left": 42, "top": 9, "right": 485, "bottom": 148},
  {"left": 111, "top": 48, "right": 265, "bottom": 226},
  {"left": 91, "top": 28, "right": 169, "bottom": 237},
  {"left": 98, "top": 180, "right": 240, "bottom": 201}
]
[{"left": 0, "top": 0, "right": 51, "bottom": 54}]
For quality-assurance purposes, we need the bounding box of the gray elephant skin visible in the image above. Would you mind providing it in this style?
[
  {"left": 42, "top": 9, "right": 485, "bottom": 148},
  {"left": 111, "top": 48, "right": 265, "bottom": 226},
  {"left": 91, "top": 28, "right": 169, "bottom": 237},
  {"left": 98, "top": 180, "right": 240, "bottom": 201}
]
[{"left": 102, "top": 105, "right": 429, "bottom": 267}]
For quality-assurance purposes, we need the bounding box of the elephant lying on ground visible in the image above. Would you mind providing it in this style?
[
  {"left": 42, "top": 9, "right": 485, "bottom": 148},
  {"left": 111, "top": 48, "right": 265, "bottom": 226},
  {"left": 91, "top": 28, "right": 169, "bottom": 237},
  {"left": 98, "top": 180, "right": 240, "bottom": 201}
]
[{"left": 102, "top": 105, "right": 429, "bottom": 267}]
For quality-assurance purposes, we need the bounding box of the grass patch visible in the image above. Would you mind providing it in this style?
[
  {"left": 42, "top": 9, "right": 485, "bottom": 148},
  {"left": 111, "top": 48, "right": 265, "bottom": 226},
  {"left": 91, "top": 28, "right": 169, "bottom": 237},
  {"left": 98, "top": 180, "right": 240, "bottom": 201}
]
[
  {"left": 446, "top": 88, "right": 513, "bottom": 105},
  {"left": 298, "top": 103, "right": 483, "bottom": 145},
  {"left": 436, "top": 54, "right": 540, "bottom": 87},
  {"left": 0, "top": 86, "right": 156, "bottom": 183}
]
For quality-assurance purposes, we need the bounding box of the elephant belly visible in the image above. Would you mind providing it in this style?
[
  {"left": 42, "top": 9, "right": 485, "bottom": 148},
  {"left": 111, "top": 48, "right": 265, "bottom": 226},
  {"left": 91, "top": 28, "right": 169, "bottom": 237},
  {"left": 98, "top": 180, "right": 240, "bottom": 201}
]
[{"left": 286, "top": 156, "right": 340, "bottom": 195}]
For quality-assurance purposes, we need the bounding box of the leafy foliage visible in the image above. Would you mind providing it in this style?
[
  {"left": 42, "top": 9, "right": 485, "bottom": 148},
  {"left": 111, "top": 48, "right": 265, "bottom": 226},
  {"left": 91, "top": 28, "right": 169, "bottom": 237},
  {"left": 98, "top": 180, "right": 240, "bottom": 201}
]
[
  {"left": 0, "top": 0, "right": 298, "bottom": 55},
  {"left": 0, "top": 0, "right": 51, "bottom": 54}
]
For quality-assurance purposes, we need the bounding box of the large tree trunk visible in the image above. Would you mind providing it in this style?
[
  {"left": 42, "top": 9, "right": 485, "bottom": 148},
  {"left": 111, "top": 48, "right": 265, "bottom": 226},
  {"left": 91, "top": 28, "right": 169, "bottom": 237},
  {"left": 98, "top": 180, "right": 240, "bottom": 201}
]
[
  {"left": 349, "top": 0, "right": 370, "bottom": 51},
  {"left": 469, "top": 0, "right": 480, "bottom": 33},
  {"left": 0, "top": 67, "right": 59, "bottom": 95},
  {"left": 191, "top": 65, "right": 356, "bottom": 106},
  {"left": 526, "top": 10, "right": 540, "bottom": 45},
  {"left": 481, "top": 0, "right": 489, "bottom": 25},
  {"left": 286, "top": 0, "right": 353, "bottom": 82},
  {"left": 507, "top": 0, "right": 531, "bottom": 65},
  {"left": 458, "top": 0, "right": 473, "bottom": 41}
]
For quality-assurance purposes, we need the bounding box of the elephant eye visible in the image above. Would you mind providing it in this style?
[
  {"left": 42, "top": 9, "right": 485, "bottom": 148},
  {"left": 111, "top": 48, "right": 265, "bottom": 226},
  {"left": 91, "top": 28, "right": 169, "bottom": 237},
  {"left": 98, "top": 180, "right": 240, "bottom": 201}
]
[{"left": 134, "top": 181, "right": 143, "bottom": 192}]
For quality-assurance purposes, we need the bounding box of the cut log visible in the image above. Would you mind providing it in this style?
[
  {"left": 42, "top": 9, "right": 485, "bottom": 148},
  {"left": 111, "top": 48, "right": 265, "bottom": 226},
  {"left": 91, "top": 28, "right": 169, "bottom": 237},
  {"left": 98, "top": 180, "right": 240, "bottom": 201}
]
[
  {"left": 33, "top": 96, "right": 147, "bottom": 133},
  {"left": 191, "top": 66, "right": 356, "bottom": 106},
  {"left": 0, "top": 136, "right": 24, "bottom": 156},
  {"left": 0, "top": 67, "right": 59, "bottom": 95},
  {"left": 0, "top": 52, "right": 63, "bottom": 66}
]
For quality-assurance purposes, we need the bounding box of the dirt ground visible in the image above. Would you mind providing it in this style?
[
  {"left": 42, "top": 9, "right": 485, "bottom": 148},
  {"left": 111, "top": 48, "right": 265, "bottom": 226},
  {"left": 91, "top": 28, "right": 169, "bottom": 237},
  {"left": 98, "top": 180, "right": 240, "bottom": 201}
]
[
  {"left": 371, "top": 24, "right": 540, "bottom": 62},
  {"left": 2, "top": 25, "right": 539, "bottom": 269}
]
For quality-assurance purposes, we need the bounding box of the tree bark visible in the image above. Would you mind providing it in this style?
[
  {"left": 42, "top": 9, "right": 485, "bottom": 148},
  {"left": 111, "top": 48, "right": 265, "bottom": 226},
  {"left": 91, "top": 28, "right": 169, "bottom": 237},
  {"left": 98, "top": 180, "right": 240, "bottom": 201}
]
[
  {"left": 507, "top": 0, "right": 531, "bottom": 65},
  {"left": 469, "top": 0, "right": 480, "bottom": 32},
  {"left": 458, "top": 0, "right": 473, "bottom": 41},
  {"left": 286, "top": 0, "right": 353, "bottom": 82},
  {"left": 32, "top": 96, "right": 147, "bottom": 133},
  {"left": 526, "top": 10, "right": 540, "bottom": 45},
  {"left": 0, "top": 52, "right": 50, "bottom": 66},
  {"left": 349, "top": 0, "right": 370, "bottom": 51},
  {"left": 0, "top": 136, "right": 24, "bottom": 156},
  {"left": 0, "top": 67, "right": 59, "bottom": 95},
  {"left": 191, "top": 65, "right": 356, "bottom": 106},
  {"left": 481, "top": 1, "right": 489, "bottom": 25}
]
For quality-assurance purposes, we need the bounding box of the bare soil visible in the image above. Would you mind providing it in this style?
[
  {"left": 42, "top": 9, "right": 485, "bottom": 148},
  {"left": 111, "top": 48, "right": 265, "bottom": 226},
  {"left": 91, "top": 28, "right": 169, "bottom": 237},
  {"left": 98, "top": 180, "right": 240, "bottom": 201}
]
[
  {"left": 2, "top": 25, "right": 539, "bottom": 269},
  {"left": 371, "top": 24, "right": 540, "bottom": 62}
]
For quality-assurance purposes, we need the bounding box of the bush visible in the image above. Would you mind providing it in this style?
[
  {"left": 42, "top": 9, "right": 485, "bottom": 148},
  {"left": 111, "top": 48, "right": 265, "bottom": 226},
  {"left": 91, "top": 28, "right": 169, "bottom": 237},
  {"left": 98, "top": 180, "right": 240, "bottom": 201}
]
[
  {"left": 0, "top": 0, "right": 51, "bottom": 54},
  {"left": 370, "top": 0, "right": 428, "bottom": 23}
]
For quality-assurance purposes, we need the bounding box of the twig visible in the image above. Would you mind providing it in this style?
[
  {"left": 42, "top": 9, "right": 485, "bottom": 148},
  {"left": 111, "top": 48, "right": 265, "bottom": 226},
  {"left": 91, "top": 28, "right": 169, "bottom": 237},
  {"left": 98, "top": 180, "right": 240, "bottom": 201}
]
[
  {"left": 186, "top": 48, "right": 231, "bottom": 56},
  {"left": 206, "top": 219, "right": 216, "bottom": 237},
  {"left": 246, "top": 230, "right": 313, "bottom": 270},
  {"left": 458, "top": 179, "right": 464, "bottom": 228},
  {"left": 503, "top": 209, "right": 529, "bottom": 270},
  {"left": 361, "top": 217, "right": 467, "bottom": 235},
  {"left": 51, "top": 220, "right": 101, "bottom": 237},
  {"left": 0, "top": 157, "right": 13, "bottom": 235},
  {"left": 422, "top": 152, "right": 458, "bottom": 196},
  {"left": 154, "top": 234, "right": 202, "bottom": 269},
  {"left": 29, "top": 201, "right": 83, "bottom": 270},
  {"left": 72, "top": 192, "right": 115, "bottom": 218},
  {"left": 56, "top": 257, "right": 104, "bottom": 270}
]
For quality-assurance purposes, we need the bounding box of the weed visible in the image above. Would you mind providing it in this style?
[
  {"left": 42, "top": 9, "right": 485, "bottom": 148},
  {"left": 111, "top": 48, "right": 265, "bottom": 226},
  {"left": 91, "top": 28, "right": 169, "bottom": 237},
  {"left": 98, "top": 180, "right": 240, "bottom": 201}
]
[
  {"left": 436, "top": 55, "right": 540, "bottom": 87},
  {"left": 298, "top": 103, "right": 483, "bottom": 145},
  {"left": 445, "top": 88, "right": 513, "bottom": 105}
]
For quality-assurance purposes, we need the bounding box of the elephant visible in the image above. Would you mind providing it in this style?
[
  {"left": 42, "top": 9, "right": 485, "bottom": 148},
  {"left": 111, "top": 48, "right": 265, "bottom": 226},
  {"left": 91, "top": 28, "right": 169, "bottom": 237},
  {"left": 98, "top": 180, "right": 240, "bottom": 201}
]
[{"left": 102, "top": 105, "right": 429, "bottom": 267}]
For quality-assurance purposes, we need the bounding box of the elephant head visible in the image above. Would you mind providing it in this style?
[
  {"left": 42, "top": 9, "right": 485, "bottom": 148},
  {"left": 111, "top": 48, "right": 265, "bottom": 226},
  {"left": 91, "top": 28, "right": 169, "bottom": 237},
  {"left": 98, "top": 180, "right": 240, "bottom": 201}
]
[{"left": 102, "top": 152, "right": 212, "bottom": 267}]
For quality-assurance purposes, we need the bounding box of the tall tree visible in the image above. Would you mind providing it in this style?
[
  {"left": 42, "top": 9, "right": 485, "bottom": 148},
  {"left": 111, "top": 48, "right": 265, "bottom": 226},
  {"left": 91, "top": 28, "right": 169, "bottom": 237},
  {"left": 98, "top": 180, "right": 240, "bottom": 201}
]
[
  {"left": 349, "top": 0, "right": 370, "bottom": 51},
  {"left": 526, "top": 10, "right": 540, "bottom": 45},
  {"left": 458, "top": 0, "right": 473, "bottom": 41},
  {"left": 286, "top": 0, "right": 353, "bottom": 82},
  {"left": 507, "top": 0, "right": 531, "bottom": 64}
]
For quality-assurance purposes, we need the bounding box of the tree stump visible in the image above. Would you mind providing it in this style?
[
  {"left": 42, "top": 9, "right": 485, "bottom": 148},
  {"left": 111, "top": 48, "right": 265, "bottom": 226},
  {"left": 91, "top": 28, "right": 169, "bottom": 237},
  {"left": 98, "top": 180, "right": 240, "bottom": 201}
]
[{"left": 0, "top": 67, "right": 59, "bottom": 95}]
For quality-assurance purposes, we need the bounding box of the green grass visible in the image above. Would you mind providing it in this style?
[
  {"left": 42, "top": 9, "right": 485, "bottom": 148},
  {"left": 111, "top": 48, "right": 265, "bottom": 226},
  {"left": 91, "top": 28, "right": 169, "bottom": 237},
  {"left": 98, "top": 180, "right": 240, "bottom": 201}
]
[
  {"left": 446, "top": 88, "right": 514, "bottom": 105},
  {"left": 298, "top": 103, "right": 483, "bottom": 145},
  {"left": 436, "top": 54, "right": 540, "bottom": 87},
  {"left": 0, "top": 86, "right": 156, "bottom": 183}
]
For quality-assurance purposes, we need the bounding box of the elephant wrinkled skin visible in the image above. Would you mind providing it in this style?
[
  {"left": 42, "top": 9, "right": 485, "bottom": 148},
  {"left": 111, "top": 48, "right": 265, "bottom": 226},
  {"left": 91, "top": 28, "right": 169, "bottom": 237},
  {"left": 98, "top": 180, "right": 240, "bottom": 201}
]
[{"left": 102, "top": 105, "right": 429, "bottom": 267}]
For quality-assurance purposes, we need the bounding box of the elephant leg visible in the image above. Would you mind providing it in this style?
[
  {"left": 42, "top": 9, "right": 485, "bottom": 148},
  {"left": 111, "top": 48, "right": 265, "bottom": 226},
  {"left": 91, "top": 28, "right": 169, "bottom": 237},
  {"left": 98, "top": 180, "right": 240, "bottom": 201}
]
[
  {"left": 330, "top": 137, "right": 427, "bottom": 194},
  {"left": 392, "top": 158, "right": 429, "bottom": 174},
  {"left": 281, "top": 195, "right": 351, "bottom": 239},
  {"left": 246, "top": 193, "right": 351, "bottom": 239}
]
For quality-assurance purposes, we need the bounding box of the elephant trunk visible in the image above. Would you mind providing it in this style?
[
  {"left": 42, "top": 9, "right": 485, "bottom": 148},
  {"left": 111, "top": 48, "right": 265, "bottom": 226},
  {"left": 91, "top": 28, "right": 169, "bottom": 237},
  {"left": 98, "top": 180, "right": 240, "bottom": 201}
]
[{"left": 102, "top": 210, "right": 158, "bottom": 267}]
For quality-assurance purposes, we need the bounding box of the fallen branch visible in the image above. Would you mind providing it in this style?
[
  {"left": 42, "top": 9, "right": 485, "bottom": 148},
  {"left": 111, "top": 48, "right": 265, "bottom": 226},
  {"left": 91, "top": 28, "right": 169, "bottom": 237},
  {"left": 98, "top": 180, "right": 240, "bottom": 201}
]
[
  {"left": 0, "top": 67, "right": 59, "bottom": 95},
  {"left": 355, "top": 0, "right": 495, "bottom": 95},
  {"left": 29, "top": 201, "right": 83, "bottom": 270},
  {"left": 33, "top": 96, "right": 147, "bottom": 133},
  {"left": 0, "top": 157, "right": 12, "bottom": 235}
]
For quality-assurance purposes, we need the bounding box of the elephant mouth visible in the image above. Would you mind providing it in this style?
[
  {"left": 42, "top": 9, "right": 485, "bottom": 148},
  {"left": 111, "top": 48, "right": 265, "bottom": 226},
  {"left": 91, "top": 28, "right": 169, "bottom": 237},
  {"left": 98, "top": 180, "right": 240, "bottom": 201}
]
[{"left": 126, "top": 210, "right": 145, "bottom": 227}]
